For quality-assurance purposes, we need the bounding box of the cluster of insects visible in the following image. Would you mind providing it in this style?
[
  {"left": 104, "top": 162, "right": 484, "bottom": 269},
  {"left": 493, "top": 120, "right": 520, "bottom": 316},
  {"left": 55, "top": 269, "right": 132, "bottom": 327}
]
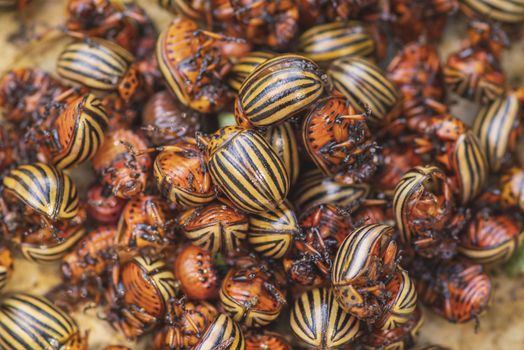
[{"left": 0, "top": 0, "right": 524, "bottom": 349}]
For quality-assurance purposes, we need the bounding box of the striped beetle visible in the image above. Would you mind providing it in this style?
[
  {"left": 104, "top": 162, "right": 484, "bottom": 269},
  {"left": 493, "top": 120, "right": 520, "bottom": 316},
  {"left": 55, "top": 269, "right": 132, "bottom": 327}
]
[
  {"left": 198, "top": 126, "right": 289, "bottom": 214},
  {"left": 290, "top": 287, "right": 360, "bottom": 349},
  {"left": 331, "top": 224, "right": 398, "bottom": 320},
  {"left": 234, "top": 54, "right": 328, "bottom": 127},
  {"left": 247, "top": 200, "right": 299, "bottom": 259},
  {"left": 298, "top": 21, "right": 377, "bottom": 67},
  {"left": 460, "top": 0, "right": 524, "bottom": 23},
  {"left": 192, "top": 314, "right": 246, "bottom": 350},
  {"left": 227, "top": 51, "right": 275, "bottom": 92},
  {"left": 0, "top": 293, "right": 87, "bottom": 349},
  {"left": 328, "top": 57, "right": 401, "bottom": 125},
  {"left": 472, "top": 91, "right": 522, "bottom": 172},
  {"left": 262, "top": 122, "right": 300, "bottom": 186},
  {"left": 57, "top": 38, "right": 141, "bottom": 102}
]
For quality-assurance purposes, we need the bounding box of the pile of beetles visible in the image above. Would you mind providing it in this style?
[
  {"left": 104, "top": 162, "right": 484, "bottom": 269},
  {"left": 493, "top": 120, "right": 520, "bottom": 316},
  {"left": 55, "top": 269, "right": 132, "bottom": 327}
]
[{"left": 0, "top": 0, "right": 524, "bottom": 349}]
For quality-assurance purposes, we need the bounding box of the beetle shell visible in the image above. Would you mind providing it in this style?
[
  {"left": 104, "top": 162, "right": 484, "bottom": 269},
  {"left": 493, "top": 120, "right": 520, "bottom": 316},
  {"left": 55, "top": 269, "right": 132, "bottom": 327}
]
[
  {"left": 156, "top": 17, "right": 231, "bottom": 113},
  {"left": 292, "top": 168, "right": 369, "bottom": 212},
  {"left": 472, "top": 92, "right": 521, "bottom": 172},
  {"left": 220, "top": 263, "right": 286, "bottom": 327},
  {"left": 193, "top": 314, "right": 245, "bottom": 350},
  {"left": 157, "top": 0, "right": 205, "bottom": 19},
  {"left": 0, "top": 293, "right": 87, "bottom": 350},
  {"left": 0, "top": 245, "right": 13, "bottom": 293},
  {"left": 62, "top": 225, "right": 117, "bottom": 283},
  {"left": 460, "top": 0, "right": 524, "bottom": 23},
  {"left": 328, "top": 57, "right": 400, "bottom": 125},
  {"left": 175, "top": 244, "right": 219, "bottom": 300},
  {"left": 235, "top": 54, "right": 327, "bottom": 127},
  {"left": 154, "top": 138, "right": 214, "bottom": 208},
  {"left": 331, "top": 224, "right": 398, "bottom": 320},
  {"left": 303, "top": 93, "right": 379, "bottom": 184},
  {"left": 262, "top": 122, "right": 300, "bottom": 186},
  {"left": 3, "top": 162, "right": 79, "bottom": 221},
  {"left": 298, "top": 21, "right": 376, "bottom": 67},
  {"left": 57, "top": 38, "right": 137, "bottom": 100},
  {"left": 52, "top": 94, "right": 109, "bottom": 169},
  {"left": 375, "top": 269, "right": 418, "bottom": 331},
  {"left": 92, "top": 129, "right": 151, "bottom": 199},
  {"left": 116, "top": 195, "right": 173, "bottom": 252},
  {"left": 87, "top": 184, "right": 126, "bottom": 224},
  {"left": 203, "top": 126, "right": 289, "bottom": 214},
  {"left": 459, "top": 210, "right": 524, "bottom": 265},
  {"left": 228, "top": 51, "right": 276, "bottom": 91},
  {"left": 142, "top": 91, "right": 203, "bottom": 146},
  {"left": 500, "top": 167, "right": 524, "bottom": 211},
  {"left": 245, "top": 331, "right": 292, "bottom": 350},
  {"left": 178, "top": 202, "right": 248, "bottom": 254},
  {"left": 247, "top": 200, "right": 299, "bottom": 259},
  {"left": 290, "top": 287, "right": 360, "bottom": 349},
  {"left": 17, "top": 206, "right": 87, "bottom": 263}
]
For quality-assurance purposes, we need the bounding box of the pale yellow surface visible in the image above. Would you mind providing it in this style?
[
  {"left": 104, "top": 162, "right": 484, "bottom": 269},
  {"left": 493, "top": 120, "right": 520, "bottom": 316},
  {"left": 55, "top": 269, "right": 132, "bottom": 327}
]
[{"left": 1, "top": 2, "right": 524, "bottom": 349}]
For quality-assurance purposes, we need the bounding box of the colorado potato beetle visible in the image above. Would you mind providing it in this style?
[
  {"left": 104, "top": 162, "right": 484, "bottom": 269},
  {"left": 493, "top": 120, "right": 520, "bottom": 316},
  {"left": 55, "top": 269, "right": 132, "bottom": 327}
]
[
  {"left": 292, "top": 168, "right": 370, "bottom": 212},
  {"left": 227, "top": 51, "right": 275, "bottom": 91},
  {"left": 153, "top": 138, "right": 214, "bottom": 208},
  {"left": 87, "top": 184, "right": 126, "bottom": 224},
  {"left": 0, "top": 293, "right": 87, "bottom": 350},
  {"left": 154, "top": 299, "right": 218, "bottom": 350},
  {"left": 245, "top": 331, "right": 292, "bottom": 350},
  {"left": 156, "top": 17, "right": 232, "bottom": 113},
  {"left": 472, "top": 91, "right": 521, "bottom": 172},
  {"left": 302, "top": 92, "right": 379, "bottom": 184},
  {"left": 174, "top": 244, "right": 220, "bottom": 301},
  {"left": 460, "top": 0, "right": 524, "bottom": 23},
  {"left": 331, "top": 224, "right": 398, "bottom": 320},
  {"left": 178, "top": 202, "right": 248, "bottom": 255},
  {"left": 328, "top": 57, "right": 401, "bottom": 125},
  {"left": 298, "top": 21, "right": 376, "bottom": 67},
  {"left": 2, "top": 162, "right": 79, "bottom": 222},
  {"left": 57, "top": 38, "right": 141, "bottom": 102},
  {"left": 374, "top": 141, "right": 423, "bottom": 191},
  {"left": 234, "top": 54, "right": 328, "bottom": 127},
  {"left": 192, "top": 314, "right": 245, "bottom": 350},
  {"left": 116, "top": 195, "right": 173, "bottom": 253},
  {"left": 262, "top": 122, "right": 300, "bottom": 186},
  {"left": 290, "top": 287, "right": 360, "bottom": 349},
  {"left": 92, "top": 129, "right": 151, "bottom": 199},
  {"left": 247, "top": 200, "right": 299, "bottom": 259},
  {"left": 199, "top": 126, "right": 289, "bottom": 213},
  {"left": 459, "top": 210, "right": 524, "bottom": 265},
  {"left": 0, "top": 244, "right": 13, "bottom": 293},
  {"left": 106, "top": 254, "right": 177, "bottom": 338}
]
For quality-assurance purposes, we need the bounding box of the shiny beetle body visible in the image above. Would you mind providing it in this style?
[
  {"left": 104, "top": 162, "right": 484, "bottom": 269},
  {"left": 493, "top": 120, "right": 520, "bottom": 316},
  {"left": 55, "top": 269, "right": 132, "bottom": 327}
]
[
  {"left": 192, "top": 314, "right": 245, "bottom": 350},
  {"left": 283, "top": 204, "right": 352, "bottom": 286},
  {"left": 459, "top": 210, "right": 524, "bottom": 265},
  {"left": 331, "top": 224, "right": 398, "bottom": 320},
  {"left": 292, "top": 168, "right": 369, "bottom": 211},
  {"left": 472, "top": 92, "right": 521, "bottom": 172},
  {"left": 178, "top": 202, "right": 248, "bottom": 254},
  {"left": 328, "top": 57, "right": 401, "bottom": 125},
  {"left": 47, "top": 94, "right": 109, "bottom": 169},
  {"left": 2, "top": 162, "right": 79, "bottom": 222},
  {"left": 247, "top": 200, "right": 299, "bottom": 259},
  {"left": 375, "top": 141, "right": 423, "bottom": 191},
  {"left": 262, "top": 122, "right": 300, "bottom": 186},
  {"left": 154, "top": 138, "right": 214, "bottom": 208},
  {"left": 220, "top": 260, "right": 287, "bottom": 328},
  {"left": 106, "top": 255, "right": 177, "bottom": 338},
  {"left": 290, "top": 287, "right": 360, "bottom": 349},
  {"left": 245, "top": 331, "right": 292, "bottom": 350},
  {"left": 0, "top": 293, "right": 87, "bottom": 350},
  {"left": 303, "top": 92, "right": 379, "bottom": 184},
  {"left": 154, "top": 300, "right": 218, "bottom": 350},
  {"left": 87, "top": 184, "right": 126, "bottom": 224},
  {"left": 235, "top": 55, "right": 327, "bottom": 127},
  {"left": 298, "top": 21, "right": 376, "bottom": 67},
  {"left": 460, "top": 0, "right": 524, "bottom": 23},
  {"left": 200, "top": 126, "right": 289, "bottom": 213},
  {"left": 92, "top": 129, "right": 152, "bottom": 199},
  {"left": 62, "top": 225, "right": 117, "bottom": 283},
  {"left": 227, "top": 51, "right": 275, "bottom": 91},
  {"left": 117, "top": 195, "right": 173, "bottom": 252},
  {"left": 156, "top": 18, "right": 231, "bottom": 113},
  {"left": 174, "top": 244, "right": 219, "bottom": 300},
  {"left": 57, "top": 38, "right": 140, "bottom": 102},
  {"left": 0, "top": 245, "right": 13, "bottom": 293}
]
